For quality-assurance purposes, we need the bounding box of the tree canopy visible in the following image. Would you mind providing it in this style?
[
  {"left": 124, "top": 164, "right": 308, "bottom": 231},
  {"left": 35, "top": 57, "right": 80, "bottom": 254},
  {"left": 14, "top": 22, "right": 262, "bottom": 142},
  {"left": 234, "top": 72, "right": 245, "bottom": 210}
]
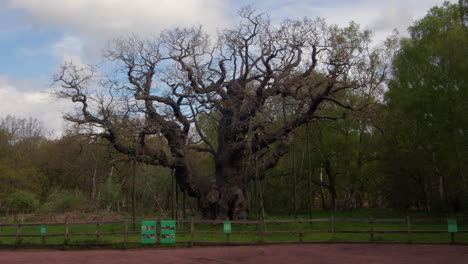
[
  {"left": 384, "top": 1, "right": 467, "bottom": 211},
  {"left": 53, "top": 7, "right": 394, "bottom": 219}
]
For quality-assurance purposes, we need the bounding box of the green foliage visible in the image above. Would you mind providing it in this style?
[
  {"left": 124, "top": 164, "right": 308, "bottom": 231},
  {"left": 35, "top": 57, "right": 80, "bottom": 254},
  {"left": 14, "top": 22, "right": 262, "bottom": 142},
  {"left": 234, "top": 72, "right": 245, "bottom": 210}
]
[
  {"left": 384, "top": 1, "right": 467, "bottom": 212},
  {"left": 99, "top": 177, "right": 123, "bottom": 209},
  {"left": 9, "top": 191, "right": 39, "bottom": 213},
  {"left": 136, "top": 165, "right": 173, "bottom": 216},
  {"left": 41, "top": 189, "right": 87, "bottom": 213}
]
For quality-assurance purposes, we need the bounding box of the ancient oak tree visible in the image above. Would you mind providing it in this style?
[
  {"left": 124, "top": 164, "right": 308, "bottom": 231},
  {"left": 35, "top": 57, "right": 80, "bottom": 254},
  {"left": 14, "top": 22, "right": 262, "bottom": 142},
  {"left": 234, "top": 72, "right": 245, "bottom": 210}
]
[{"left": 54, "top": 8, "right": 392, "bottom": 219}]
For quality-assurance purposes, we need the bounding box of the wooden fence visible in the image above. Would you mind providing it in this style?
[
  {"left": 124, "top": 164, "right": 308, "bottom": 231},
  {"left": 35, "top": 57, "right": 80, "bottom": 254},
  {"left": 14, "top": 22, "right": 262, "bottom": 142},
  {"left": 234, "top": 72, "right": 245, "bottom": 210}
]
[{"left": 0, "top": 217, "right": 467, "bottom": 247}]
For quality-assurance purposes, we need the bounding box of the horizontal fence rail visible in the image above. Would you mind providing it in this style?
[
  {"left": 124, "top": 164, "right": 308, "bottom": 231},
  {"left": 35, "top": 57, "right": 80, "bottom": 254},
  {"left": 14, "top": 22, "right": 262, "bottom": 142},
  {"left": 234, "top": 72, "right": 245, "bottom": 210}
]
[{"left": 0, "top": 217, "right": 466, "bottom": 247}]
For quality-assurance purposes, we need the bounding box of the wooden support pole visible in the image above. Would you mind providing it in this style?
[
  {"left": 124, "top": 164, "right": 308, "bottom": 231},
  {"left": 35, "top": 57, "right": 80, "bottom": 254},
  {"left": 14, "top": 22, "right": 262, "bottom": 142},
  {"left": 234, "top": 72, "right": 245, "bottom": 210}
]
[
  {"left": 182, "top": 191, "right": 187, "bottom": 220},
  {"left": 259, "top": 219, "right": 265, "bottom": 244},
  {"left": 175, "top": 182, "right": 179, "bottom": 224},
  {"left": 299, "top": 219, "right": 303, "bottom": 242},
  {"left": 293, "top": 144, "right": 297, "bottom": 219},
  {"left": 369, "top": 216, "right": 374, "bottom": 242},
  {"left": 171, "top": 171, "right": 175, "bottom": 220},
  {"left": 124, "top": 221, "right": 128, "bottom": 247},
  {"left": 64, "top": 219, "right": 69, "bottom": 245},
  {"left": 41, "top": 225, "right": 46, "bottom": 245},
  {"left": 407, "top": 216, "right": 412, "bottom": 244},
  {"left": 190, "top": 218, "right": 194, "bottom": 247},
  {"left": 306, "top": 122, "right": 313, "bottom": 220},
  {"left": 157, "top": 218, "right": 161, "bottom": 245},
  {"left": 96, "top": 220, "right": 101, "bottom": 243},
  {"left": 132, "top": 160, "right": 136, "bottom": 231},
  {"left": 226, "top": 233, "right": 230, "bottom": 244},
  {"left": 450, "top": 233, "right": 455, "bottom": 244},
  {"left": 15, "top": 221, "right": 21, "bottom": 245},
  {"left": 331, "top": 216, "right": 335, "bottom": 242}
]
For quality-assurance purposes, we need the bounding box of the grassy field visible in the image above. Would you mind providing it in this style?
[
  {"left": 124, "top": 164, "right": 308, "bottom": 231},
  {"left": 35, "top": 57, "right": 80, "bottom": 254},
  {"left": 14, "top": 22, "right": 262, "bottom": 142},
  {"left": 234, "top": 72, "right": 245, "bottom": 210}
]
[{"left": 1, "top": 209, "right": 467, "bottom": 248}]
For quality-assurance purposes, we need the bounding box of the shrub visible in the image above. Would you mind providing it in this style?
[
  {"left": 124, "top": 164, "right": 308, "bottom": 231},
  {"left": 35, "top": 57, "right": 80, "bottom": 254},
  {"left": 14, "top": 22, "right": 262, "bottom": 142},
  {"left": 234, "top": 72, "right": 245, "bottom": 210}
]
[
  {"left": 99, "top": 178, "right": 122, "bottom": 209},
  {"left": 41, "top": 189, "right": 87, "bottom": 213},
  {"left": 9, "top": 191, "right": 39, "bottom": 213}
]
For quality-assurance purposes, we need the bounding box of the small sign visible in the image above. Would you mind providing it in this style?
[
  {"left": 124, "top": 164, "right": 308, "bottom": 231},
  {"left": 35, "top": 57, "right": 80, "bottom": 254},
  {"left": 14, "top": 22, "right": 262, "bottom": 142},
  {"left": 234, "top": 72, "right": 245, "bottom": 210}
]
[
  {"left": 161, "top": 220, "right": 176, "bottom": 243},
  {"left": 448, "top": 220, "right": 458, "bottom": 233},
  {"left": 223, "top": 221, "right": 232, "bottom": 234},
  {"left": 141, "top": 220, "right": 157, "bottom": 244},
  {"left": 40, "top": 225, "right": 47, "bottom": 236}
]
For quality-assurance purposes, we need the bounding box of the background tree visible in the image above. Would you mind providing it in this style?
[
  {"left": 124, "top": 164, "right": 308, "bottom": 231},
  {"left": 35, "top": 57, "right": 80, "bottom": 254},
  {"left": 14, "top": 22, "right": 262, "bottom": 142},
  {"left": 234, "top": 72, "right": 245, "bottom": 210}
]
[
  {"left": 383, "top": 1, "right": 467, "bottom": 212},
  {"left": 0, "top": 116, "right": 47, "bottom": 214}
]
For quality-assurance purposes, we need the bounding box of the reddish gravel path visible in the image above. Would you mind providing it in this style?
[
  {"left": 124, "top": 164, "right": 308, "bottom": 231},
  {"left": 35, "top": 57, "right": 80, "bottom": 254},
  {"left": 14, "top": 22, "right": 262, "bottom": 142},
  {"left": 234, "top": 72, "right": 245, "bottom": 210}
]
[{"left": 1, "top": 244, "right": 467, "bottom": 264}]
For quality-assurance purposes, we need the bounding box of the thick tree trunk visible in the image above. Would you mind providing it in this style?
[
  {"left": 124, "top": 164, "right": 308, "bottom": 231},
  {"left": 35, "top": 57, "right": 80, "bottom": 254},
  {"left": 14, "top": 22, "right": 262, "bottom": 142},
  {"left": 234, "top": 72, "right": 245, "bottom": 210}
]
[
  {"left": 213, "top": 156, "right": 249, "bottom": 220},
  {"left": 324, "top": 159, "right": 338, "bottom": 212},
  {"left": 178, "top": 160, "right": 248, "bottom": 220},
  {"left": 196, "top": 184, "right": 248, "bottom": 220},
  {"left": 218, "top": 186, "right": 248, "bottom": 220}
]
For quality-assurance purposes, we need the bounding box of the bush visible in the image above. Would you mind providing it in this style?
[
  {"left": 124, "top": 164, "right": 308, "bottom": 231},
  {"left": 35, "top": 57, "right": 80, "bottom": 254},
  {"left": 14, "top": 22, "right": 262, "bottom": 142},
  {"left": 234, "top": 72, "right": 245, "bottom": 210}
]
[
  {"left": 40, "top": 189, "right": 87, "bottom": 213},
  {"left": 99, "top": 178, "right": 122, "bottom": 209},
  {"left": 9, "top": 191, "right": 39, "bottom": 213}
]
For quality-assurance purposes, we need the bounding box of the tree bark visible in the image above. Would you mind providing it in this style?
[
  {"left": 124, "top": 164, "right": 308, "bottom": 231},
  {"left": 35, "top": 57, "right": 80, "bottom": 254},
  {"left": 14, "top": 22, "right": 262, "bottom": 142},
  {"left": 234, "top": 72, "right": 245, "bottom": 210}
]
[{"left": 324, "top": 159, "right": 338, "bottom": 212}]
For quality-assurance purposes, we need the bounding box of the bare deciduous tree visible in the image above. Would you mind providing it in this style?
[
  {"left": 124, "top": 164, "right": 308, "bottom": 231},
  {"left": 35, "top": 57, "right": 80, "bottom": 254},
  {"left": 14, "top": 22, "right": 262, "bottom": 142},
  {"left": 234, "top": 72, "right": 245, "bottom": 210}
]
[
  {"left": 0, "top": 115, "right": 46, "bottom": 142},
  {"left": 54, "top": 7, "right": 393, "bottom": 219}
]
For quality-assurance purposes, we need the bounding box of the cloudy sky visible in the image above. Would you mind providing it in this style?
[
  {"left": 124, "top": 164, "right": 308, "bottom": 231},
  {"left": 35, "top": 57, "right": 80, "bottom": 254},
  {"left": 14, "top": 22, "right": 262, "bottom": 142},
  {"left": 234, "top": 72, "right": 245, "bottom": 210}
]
[{"left": 0, "top": 0, "right": 457, "bottom": 137}]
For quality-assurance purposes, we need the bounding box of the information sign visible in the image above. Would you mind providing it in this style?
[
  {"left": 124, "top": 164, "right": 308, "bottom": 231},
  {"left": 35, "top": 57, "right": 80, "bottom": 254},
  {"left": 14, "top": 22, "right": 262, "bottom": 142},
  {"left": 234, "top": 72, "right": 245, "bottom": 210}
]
[
  {"left": 160, "top": 220, "right": 176, "bottom": 243},
  {"left": 40, "top": 225, "right": 47, "bottom": 236},
  {"left": 448, "top": 220, "right": 458, "bottom": 233},
  {"left": 223, "top": 221, "right": 232, "bottom": 234},
  {"left": 141, "top": 220, "right": 157, "bottom": 244}
]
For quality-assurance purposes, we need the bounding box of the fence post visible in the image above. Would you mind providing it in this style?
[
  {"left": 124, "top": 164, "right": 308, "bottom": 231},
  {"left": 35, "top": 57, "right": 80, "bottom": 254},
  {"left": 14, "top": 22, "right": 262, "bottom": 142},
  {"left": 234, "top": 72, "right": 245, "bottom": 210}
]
[
  {"left": 64, "top": 219, "right": 69, "bottom": 245},
  {"left": 331, "top": 216, "right": 335, "bottom": 242},
  {"left": 406, "top": 216, "right": 412, "bottom": 244},
  {"left": 124, "top": 221, "right": 128, "bottom": 247},
  {"left": 258, "top": 219, "right": 265, "bottom": 244},
  {"left": 298, "top": 219, "right": 303, "bottom": 243},
  {"left": 369, "top": 216, "right": 374, "bottom": 242},
  {"left": 15, "top": 221, "right": 21, "bottom": 245},
  {"left": 450, "top": 233, "right": 455, "bottom": 244},
  {"left": 156, "top": 218, "right": 161, "bottom": 246},
  {"left": 96, "top": 220, "right": 101, "bottom": 244},
  {"left": 189, "top": 218, "right": 194, "bottom": 247},
  {"left": 42, "top": 229, "right": 46, "bottom": 245}
]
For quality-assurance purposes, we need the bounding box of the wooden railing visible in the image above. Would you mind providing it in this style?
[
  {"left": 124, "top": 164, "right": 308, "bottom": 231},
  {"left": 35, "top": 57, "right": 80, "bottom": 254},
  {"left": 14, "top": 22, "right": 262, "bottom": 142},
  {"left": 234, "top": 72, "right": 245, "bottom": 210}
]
[{"left": 0, "top": 217, "right": 466, "bottom": 247}]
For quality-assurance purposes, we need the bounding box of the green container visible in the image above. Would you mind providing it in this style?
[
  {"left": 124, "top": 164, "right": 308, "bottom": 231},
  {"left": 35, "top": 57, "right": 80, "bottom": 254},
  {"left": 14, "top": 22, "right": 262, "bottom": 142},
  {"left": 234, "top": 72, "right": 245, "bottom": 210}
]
[
  {"left": 160, "top": 220, "right": 176, "bottom": 243},
  {"left": 448, "top": 220, "right": 458, "bottom": 233},
  {"left": 40, "top": 225, "right": 47, "bottom": 236},
  {"left": 141, "top": 220, "right": 157, "bottom": 244},
  {"left": 223, "top": 221, "right": 232, "bottom": 234}
]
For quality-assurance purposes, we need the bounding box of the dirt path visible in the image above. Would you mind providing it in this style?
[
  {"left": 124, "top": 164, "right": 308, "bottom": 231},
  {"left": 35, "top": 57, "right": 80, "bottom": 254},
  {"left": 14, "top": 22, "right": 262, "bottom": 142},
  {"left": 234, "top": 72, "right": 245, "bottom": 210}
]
[{"left": 1, "top": 244, "right": 467, "bottom": 264}]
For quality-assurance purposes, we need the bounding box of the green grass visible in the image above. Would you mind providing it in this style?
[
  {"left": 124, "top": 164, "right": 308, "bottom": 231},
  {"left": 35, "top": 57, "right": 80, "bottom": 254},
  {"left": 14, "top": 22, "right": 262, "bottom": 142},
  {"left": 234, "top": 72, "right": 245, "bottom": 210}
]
[{"left": 1, "top": 210, "right": 467, "bottom": 248}]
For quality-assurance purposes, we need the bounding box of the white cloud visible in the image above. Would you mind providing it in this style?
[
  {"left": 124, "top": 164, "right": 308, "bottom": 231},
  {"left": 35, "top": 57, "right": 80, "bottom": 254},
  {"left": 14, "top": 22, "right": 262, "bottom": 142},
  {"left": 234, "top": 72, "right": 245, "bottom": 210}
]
[
  {"left": 0, "top": 76, "right": 72, "bottom": 137},
  {"left": 50, "top": 34, "right": 87, "bottom": 67},
  {"left": 246, "top": 0, "right": 459, "bottom": 42},
  {"left": 366, "top": 0, "right": 458, "bottom": 37},
  {"left": 7, "top": 0, "right": 231, "bottom": 71},
  {"left": 51, "top": 35, "right": 83, "bottom": 57},
  {"left": 7, "top": 0, "right": 230, "bottom": 37}
]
